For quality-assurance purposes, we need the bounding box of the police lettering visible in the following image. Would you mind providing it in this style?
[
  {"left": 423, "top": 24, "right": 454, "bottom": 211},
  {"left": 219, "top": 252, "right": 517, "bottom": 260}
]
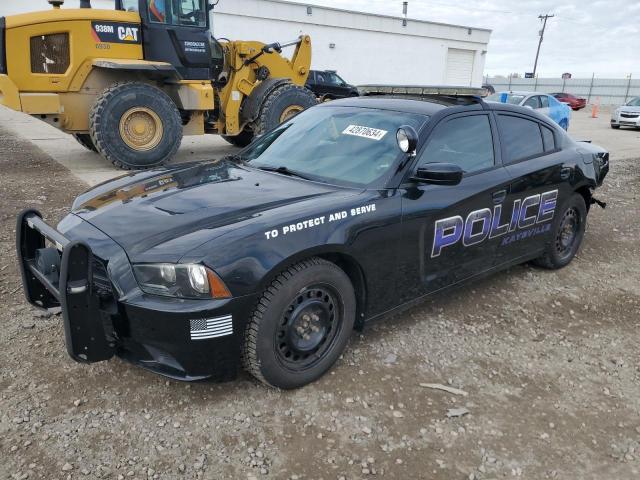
[{"left": 431, "top": 190, "right": 558, "bottom": 257}]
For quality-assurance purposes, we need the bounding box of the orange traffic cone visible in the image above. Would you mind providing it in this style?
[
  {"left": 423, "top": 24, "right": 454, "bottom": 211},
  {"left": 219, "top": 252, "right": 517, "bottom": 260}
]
[{"left": 591, "top": 97, "right": 600, "bottom": 118}]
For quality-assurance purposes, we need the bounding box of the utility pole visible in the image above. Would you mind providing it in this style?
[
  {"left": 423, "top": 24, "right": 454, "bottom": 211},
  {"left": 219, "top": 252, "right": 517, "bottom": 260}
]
[{"left": 532, "top": 14, "right": 554, "bottom": 77}]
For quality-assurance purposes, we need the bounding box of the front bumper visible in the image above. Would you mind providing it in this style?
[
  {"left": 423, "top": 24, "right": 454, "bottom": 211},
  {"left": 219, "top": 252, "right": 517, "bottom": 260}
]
[
  {"left": 17, "top": 210, "right": 256, "bottom": 381},
  {"left": 611, "top": 113, "right": 640, "bottom": 127}
]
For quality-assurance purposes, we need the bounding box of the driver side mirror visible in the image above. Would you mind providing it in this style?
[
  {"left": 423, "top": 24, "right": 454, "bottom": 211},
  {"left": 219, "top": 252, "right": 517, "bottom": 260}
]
[{"left": 412, "top": 163, "right": 463, "bottom": 186}]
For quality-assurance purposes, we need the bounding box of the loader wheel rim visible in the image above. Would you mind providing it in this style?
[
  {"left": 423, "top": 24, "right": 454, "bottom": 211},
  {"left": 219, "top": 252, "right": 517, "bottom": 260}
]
[
  {"left": 119, "top": 107, "right": 164, "bottom": 151},
  {"left": 279, "top": 105, "right": 304, "bottom": 123}
]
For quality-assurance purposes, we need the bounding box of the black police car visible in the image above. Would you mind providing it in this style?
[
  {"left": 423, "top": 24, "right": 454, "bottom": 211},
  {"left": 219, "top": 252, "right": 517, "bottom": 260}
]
[{"left": 17, "top": 96, "right": 609, "bottom": 389}]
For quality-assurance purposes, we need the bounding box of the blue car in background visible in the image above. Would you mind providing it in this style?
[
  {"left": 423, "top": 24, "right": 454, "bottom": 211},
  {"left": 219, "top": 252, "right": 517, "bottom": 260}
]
[{"left": 486, "top": 91, "right": 572, "bottom": 130}]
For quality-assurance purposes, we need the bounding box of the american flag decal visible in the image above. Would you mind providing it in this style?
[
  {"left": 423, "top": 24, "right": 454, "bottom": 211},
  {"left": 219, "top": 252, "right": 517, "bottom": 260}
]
[{"left": 190, "top": 315, "right": 233, "bottom": 340}]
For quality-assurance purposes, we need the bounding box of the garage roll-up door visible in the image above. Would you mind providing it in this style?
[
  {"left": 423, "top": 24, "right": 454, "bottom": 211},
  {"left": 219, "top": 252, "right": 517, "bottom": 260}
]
[{"left": 445, "top": 48, "right": 475, "bottom": 86}]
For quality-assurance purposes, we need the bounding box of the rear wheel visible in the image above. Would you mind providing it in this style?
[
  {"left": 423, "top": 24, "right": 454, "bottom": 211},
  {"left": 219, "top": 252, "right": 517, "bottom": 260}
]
[
  {"left": 253, "top": 84, "right": 317, "bottom": 137},
  {"left": 242, "top": 258, "right": 355, "bottom": 389},
  {"left": 90, "top": 82, "right": 182, "bottom": 170},
  {"left": 72, "top": 133, "right": 97, "bottom": 153},
  {"left": 533, "top": 193, "right": 587, "bottom": 269}
]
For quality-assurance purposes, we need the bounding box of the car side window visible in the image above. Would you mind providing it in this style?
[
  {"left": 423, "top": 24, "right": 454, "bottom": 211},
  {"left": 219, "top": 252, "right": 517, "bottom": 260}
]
[
  {"left": 541, "top": 124, "right": 555, "bottom": 151},
  {"left": 523, "top": 96, "right": 540, "bottom": 109},
  {"left": 539, "top": 95, "right": 549, "bottom": 108},
  {"left": 418, "top": 115, "right": 495, "bottom": 174},
  {"left": 497, "top": 114, "right": 544, "bottom": 163}
]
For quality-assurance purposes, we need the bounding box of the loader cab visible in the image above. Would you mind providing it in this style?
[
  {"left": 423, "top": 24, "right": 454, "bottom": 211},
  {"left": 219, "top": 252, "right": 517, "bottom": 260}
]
[{"left": 115, "top": 0, "right": 223, "bottom": 81}]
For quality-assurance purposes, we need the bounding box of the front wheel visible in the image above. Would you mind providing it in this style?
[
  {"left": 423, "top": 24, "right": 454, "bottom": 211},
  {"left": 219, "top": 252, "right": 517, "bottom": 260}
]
[
  {"left": 90, "top": 82, "right": 182, "bottom": 170},
  {"left": 242, "top": 258, "right": 355, "bottom": 389},
  {"left": 533, "top": 193, "right": 587, "bottom": 269},
  {"left": 611, "top": 124, "right": 620, "bottom": 129}
]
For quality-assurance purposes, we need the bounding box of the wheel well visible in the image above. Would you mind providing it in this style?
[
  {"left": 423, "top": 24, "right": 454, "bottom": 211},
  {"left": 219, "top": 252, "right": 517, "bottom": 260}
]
[
  {"left": 575, "top": 185, "right": 592, "bottom": 211},
  {"left": 316, "top": 252, "right": 367, "bottom": 330}
]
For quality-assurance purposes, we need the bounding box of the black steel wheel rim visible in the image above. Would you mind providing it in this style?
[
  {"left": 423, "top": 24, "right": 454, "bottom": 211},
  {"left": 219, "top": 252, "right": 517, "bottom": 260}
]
[
  {"left": 555, "top": 207, "right": 580, "bottom": 259},
  {"left": 274, "top": 284, "right": 343, "bottom": 371}
]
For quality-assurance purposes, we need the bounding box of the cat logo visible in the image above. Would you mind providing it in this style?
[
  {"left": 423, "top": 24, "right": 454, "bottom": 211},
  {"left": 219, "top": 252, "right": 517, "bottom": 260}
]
[
  {"left": 91, "top": 21, "right": 142, "bottom": 44},
  {"left": 117, "top": 26, "right": 139, "bottom": 42}
]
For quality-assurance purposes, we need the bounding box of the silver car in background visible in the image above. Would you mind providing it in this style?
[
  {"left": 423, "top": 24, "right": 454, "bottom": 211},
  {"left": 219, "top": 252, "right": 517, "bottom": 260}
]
[{"left": 611, "top": 97, "right": 640, "bottom": 129}]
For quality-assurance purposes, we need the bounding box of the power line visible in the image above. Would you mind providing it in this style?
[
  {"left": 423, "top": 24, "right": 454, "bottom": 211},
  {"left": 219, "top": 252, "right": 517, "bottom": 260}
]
[{"left": 532, "top": 13, "right": 554, "bottom": 77}]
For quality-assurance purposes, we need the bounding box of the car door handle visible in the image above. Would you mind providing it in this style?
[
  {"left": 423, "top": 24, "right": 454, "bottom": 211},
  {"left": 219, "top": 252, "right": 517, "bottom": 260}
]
[
  {"left": 492, "top": 190, "right": 507, "bottom": 204},
  {"left": 560, "top": 167, "right": 572, "bottom": 180}
]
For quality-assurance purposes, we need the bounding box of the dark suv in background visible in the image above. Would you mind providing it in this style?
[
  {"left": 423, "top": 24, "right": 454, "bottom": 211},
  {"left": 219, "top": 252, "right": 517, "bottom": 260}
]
[{"left": 305, "top": 70, "right": 359, "bottom": 100}]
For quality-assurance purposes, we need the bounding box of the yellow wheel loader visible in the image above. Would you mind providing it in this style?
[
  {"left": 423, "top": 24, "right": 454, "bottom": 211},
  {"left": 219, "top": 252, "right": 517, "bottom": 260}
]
[{"left": 0, "top": 0, "right": 316, "bottom": 169}]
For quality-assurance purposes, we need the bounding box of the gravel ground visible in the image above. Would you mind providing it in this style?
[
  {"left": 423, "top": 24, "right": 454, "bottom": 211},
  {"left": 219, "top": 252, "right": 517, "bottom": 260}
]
[{"left": 1, "top": 115, "right": 639, "bottom": 480}]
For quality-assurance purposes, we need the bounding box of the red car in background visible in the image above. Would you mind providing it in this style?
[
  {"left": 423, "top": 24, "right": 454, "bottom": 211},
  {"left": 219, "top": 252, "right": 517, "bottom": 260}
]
[{"left": 551, "top": 92, "right": 587, "bottom": 110}]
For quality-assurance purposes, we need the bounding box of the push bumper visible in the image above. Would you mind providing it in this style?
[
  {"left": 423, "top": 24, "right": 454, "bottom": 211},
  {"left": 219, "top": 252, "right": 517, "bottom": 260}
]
[{"left": 17, "top": 210, "right": 257, "bottom": 381}]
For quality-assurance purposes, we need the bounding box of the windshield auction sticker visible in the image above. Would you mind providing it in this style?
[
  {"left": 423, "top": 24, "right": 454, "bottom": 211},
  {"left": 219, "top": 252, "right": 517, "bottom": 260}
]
[{"left": 342, "top": 125, "right": 388, "bottom": 141}]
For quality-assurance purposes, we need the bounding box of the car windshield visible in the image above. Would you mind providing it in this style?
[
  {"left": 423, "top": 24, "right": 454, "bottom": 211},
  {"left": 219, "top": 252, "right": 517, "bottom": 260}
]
[
  {"left": 487, "top": 93, "right": 527, "bottom": 105},
  {"left": 626, "top": 97, "right": 640, "bottom": 106},
  {"left": 242, "top": 106, "right": 428, "bottom": 188}
]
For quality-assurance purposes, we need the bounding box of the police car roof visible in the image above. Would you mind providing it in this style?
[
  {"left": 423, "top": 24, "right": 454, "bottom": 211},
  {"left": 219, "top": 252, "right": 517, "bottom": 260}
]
[
  {"left": 324, "top": 95, "right": 559, "bottom": 127},
  {"left": 324, "top": 96, "right": 482, "bottom": 116}
]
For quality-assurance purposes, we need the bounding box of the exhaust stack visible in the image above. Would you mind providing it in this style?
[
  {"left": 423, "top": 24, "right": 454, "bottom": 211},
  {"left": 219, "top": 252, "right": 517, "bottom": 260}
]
[{"left": 80, "top": 0, "right": 92, "bottom": 7}]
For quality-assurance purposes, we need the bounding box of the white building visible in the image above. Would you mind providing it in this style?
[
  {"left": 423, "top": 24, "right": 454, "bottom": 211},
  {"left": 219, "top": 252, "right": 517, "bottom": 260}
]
[
  {"left": 212, "top": 0, "right": 491, "bottom": 87},
  {"left": 0, "top": 0, "right": 491, "bottom": 87}
]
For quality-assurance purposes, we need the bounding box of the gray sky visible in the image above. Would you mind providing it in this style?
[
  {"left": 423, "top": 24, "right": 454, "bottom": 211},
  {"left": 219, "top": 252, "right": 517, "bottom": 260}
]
[
  {"left": 306, "top": 0, "right": 640, "bottom": 78},
  {"left": 3, "top": 0, "right": 639, "bottom": 78}
]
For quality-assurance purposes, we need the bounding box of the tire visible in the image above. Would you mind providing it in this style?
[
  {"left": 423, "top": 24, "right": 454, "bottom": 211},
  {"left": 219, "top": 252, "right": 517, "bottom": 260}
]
[
  {"left": 611, "top": 125, "right": 620, "bottom": 129},
  {"left": 242, "top": 257, "right": 356, "bottom": 389},
  {"left": 221, "top": 128, "right": 254, "bottom": 148},
  {"left": 253, "top": 83, "right": 318, "bottom": 137},
  {"left": 533, "top": 193, "right": 587, "bottom": 269},
  {"left": 72, "top": 133, "right": 98, "bottom": 153},
  {"left": 90, "top": 82, "right": 182, "bottom": 170}
]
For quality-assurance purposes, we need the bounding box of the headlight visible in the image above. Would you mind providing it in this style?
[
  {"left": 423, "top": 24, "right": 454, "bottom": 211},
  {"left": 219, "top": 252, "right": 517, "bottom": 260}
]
[{"left": 133, "top": 264, "right": 231, "bottom": 299}]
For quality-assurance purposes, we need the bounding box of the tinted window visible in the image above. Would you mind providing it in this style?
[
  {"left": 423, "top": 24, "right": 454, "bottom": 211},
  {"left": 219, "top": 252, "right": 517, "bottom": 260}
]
[
  {"left": 539, "top": 95, "right": 549, "bottom": 108},
  {"left": 523, "top": 96, "right": 540, "bottom": 108},
  {"left": 541, "top": 124, "right": 555, "bottom": 151},
  {"left": 418, "top": 115, "right": 495, "bottom": 174},
  {"left": 498, "top": 115, "right": 544, "bottom": 163},
  {"left": 149, "top": 0, "right": 207, "bottom": 27}
]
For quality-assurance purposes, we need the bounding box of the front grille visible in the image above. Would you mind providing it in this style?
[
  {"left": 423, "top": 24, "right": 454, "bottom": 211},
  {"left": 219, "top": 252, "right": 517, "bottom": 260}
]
[
  {"left": 620, "top": 113, "right": 639, "bottom": 119},
  {"left": 92, "top": 257, "right": 114, "bottom": 297},
  {"left": 30, "top": 33, "right": 70, "bottom": 74}
]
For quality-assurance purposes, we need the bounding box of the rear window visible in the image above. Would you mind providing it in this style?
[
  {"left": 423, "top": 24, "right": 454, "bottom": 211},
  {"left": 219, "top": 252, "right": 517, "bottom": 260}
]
[
  {"left": 541, "top": 124, "right": 555, "bottom": 151},
  {"left": 497, "top": 115, "right": 544, "bottom": 163}
]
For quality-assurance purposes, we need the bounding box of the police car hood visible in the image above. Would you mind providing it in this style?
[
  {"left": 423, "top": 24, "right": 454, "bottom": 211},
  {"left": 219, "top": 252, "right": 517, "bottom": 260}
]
[{"left": 71, "top": 161, "right": 357, "bottom": 262}]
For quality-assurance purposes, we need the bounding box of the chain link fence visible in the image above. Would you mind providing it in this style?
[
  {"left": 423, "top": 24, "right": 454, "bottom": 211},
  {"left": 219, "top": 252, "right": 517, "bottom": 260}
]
[{"left": 485, "top": 76, "right": 639, "bottom": 106}]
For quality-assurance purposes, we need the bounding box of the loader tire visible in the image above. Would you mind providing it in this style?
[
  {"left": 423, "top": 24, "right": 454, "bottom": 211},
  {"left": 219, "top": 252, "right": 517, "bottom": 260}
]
[
  {"left": 90, "top": 82, "right": 182, "bottom": 170},
  {"left": 221, "top": 128, "right": 254, "bottom": 148},
  {"left": 72, "top": 133, "right": 98, "bottom": 153},
  {"left": 253, "top": 83, "right": 317, "bottom": 137}
]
